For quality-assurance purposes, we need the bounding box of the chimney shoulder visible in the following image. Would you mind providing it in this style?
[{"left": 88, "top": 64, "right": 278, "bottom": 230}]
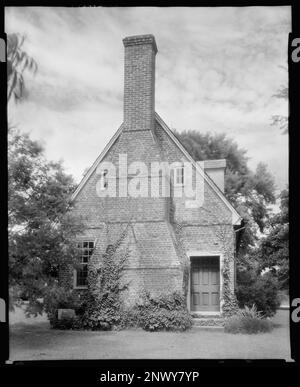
[{"left": 204, "top": 159, "right": 226, "bottom": 193}]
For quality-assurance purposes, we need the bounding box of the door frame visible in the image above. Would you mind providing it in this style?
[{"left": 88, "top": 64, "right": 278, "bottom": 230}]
[{"left": 187, "top": 251, "right": 223, "bottom": 316}]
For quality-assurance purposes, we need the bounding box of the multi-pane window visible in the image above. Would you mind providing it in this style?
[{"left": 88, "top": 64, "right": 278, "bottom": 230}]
[
  {"left": 75, "top": 241, "right": 94, "bottom": 287},
  {"left": 174, "top": 166, "right": 184, "bottom": 186}
]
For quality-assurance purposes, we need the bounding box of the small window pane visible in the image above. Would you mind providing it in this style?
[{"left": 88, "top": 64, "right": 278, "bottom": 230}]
[
  {"left": 175, "top": 167, "right": 184, "bottom": 185},
  {"left": 75, "top": 240, "right": 94, "bottom": 287}
]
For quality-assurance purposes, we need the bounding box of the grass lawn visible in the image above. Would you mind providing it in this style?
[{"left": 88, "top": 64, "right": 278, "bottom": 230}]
[{"left": 9, "top": 308, "right": 292, "bottom": 361}]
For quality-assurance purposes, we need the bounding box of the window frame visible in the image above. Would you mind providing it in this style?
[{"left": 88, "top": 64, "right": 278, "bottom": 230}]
[
  {"left": 99, "top": 169, "right": 108, "bottom": 191},
  {"left": 73, "top": 240, "right": 94, "bottom": 289},
  {"left": 173, "top": 165, "right": 185, "bottom": 187}
]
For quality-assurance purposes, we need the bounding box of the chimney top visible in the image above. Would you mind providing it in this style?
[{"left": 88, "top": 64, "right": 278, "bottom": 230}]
[
  {"left": 204, "top": 159, "right": 226, "bottom": 169},
  {"left": 123, "top": 34, "right": 158, "bottom": 54},
  {"left": 123, "top": 34, "right": 157, "bottom": 132}
]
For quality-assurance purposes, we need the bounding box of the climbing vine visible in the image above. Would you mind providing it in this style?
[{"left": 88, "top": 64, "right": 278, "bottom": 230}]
[
  {"left": 171, "top": 221, "right": 190, "bottom": 300},
  {"left": 79, "top": 223, "right": 131, "bottom": 330},
  {"left": 215, "top": 223, "right": 239, "bottom": 317}
]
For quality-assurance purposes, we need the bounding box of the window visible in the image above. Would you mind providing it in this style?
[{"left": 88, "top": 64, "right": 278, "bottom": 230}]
[
  {"left": 75, "top": 241, "right": 94, "bottom": 288},
  {"left": 99, "top": 169, "right": 108, "bottom": 190},
  {"left": 174, "top": 165, "right": 184, "bottom": 186}
]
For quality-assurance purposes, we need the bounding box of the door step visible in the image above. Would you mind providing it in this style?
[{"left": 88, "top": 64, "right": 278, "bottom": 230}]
[
  {"left": 191, "top": 312, "right": 222, "bottom": 319},
  {"left": 192, "top": 317, "right": 224, "bottom": 328}
]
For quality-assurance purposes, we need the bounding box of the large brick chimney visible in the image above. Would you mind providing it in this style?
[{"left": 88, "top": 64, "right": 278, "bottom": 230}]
[{"left": 123, "top": 34, "right": 157, "bottom": 132}]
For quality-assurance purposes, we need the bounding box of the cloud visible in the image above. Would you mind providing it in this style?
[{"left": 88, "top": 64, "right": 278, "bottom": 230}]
[{"left": 5, "top": 6, "right": 290, "bottom": 190}]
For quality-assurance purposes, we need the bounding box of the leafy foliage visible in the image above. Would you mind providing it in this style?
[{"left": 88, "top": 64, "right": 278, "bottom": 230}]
[
  {"left": 236, "top": 270, "right": 280, "bottom": 317},
  {"left": 271, "top": 85, "right": 288, "bottom": 134},
  {"left": 44, "top": 285, "right": 84, "bottom": 328},
  {"left": 8, "top": 127, "right": 85, "bottom": 314},
  {"left": 78, "top": 238, "right": 129, "bottom": 330},
  {"left": 257, "top": 188, "right": 289, "bottom": 289},
  {"left": 221, "top": 256, "right": 239, "bottom": 318},
  {"left": 136, "top": 291, "right": 192, "bottom": 332},
  {"left": 7, "top": 33, "right": 37, "bottom": 102},
  {"left": 224, "top": 306, "right": 274, "bottom": 334},
  {"left": 237, "top": 304, "right": 264, "bottom": 319},
  {"left": 7, "top": 33, "right": 85, "bottom": 314}
]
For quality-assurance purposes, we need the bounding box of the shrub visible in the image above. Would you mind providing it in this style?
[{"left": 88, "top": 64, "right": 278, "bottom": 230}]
[
  {"left": 44, "top": 285, "right": 84, "bottom": 328},
  {"left": 79, "top": 302, "right": 122, "bottom": 330},
  {"left": 224, "top": 305, "right": 274, "bottom": 334},
  {"left": 140, "top": 308, "right": 192, "bottom": 332},
  {"left": 236, "top": 270, "right": 280, "bottom": 317},
  {"left": 52, "top": 316, "right": 76, "bottom": 330},
  {"left": 237, "top": 304, "right": 264, "bottom": 318},
  {"left": 119, "top": 308, "right": 141, "bottom": 329},
  {"left": 136, "top": 291, "right": 192, "bottom": 332}
]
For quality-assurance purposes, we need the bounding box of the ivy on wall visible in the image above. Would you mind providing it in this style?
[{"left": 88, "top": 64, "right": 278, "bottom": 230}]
[
  {"left": 79, "top": 224, "right": 130, "bottom": 329},
  {"left": 215, "top": 223, "right": 239, "bottom": 317}
]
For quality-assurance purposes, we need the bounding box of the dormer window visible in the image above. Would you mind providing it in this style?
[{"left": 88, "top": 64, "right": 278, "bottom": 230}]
[
  {"left": 174, "top": 165, "right": 184, "bottom": 186},
  {"left": 99, "top": 169, "right": 108, "bottom": 190}
]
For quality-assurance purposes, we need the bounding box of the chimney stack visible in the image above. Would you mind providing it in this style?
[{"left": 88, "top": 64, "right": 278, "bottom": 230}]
[
  {"left": 204, "top": 159, "right": 226, "bottom": 193},
  {"left": 123, "top": 34, "right": 157, "bottom": 132}
]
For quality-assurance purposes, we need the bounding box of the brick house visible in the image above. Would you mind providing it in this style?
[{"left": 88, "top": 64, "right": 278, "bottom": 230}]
[{"left": 68, "top": 34, "right": 242, "bottom": 316}]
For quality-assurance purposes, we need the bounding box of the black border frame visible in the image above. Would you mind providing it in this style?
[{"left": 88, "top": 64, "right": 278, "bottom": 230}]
[{"left": 1, "top": 1, "right": 299, "bottom": 380}]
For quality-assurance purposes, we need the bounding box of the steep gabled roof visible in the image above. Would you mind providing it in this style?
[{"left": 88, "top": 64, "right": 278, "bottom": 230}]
[{"left": 71, "top": 114, "right": 242, "bottom": 226}]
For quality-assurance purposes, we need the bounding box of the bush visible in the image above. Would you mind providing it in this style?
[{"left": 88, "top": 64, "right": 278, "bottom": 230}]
[
  {"left": 79, "top": 304, "right": 122, "bottom": 331},
  {"left": 224, "top": 305, "right": 274, "bottom": 334},
  {"left": 52, "top": 316, "right": 76, "bottom": 330},
  {"left": 136, "top": 291, "right": 192, "bottom": 332},
  {"left": 236, "top": 270, "right": 280, "bottom": 317},
  {"left": 43, "top": 283, "right": 192, "bottom": 332},
  {"left": 140, "top": 308, "right": 192, "bottom": 332},
  {"left": 44, "top": 285, "right": 84, "bottom": 328}
]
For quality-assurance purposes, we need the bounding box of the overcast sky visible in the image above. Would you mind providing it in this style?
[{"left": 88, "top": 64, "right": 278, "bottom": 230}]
[{"left": 6, "top": 6, "right": 290, "bottom": 192}]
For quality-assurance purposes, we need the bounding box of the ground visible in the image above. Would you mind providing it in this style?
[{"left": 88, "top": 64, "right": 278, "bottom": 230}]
[{"left": 9, "top": 306, "right": 292, "bottom": 360}]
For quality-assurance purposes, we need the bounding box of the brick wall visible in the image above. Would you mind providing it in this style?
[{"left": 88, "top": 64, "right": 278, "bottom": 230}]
[
  {"left": 69, "top": 117, "right": 236, "bottom": 308},
  {"left": 123, "top": 35, "right": 157, "bottom": 132},
  {"left": 66, "top": 34, "right": 237, "bottom": 311}
]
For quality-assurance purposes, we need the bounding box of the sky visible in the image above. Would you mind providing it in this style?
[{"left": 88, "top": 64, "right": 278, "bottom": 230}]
[{"left": 5, "top": 6, "right": 290, "bottom": 193}]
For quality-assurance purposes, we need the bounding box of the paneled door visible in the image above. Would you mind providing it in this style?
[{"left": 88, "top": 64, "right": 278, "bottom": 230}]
[{"left": 190, "top": 256, "right": 220, "bottom": 312}]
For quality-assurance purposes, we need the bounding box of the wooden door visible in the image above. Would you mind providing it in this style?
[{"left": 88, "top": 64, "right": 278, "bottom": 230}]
[{"left": 191, "top": 256, "right": 220, "bottom": 312}]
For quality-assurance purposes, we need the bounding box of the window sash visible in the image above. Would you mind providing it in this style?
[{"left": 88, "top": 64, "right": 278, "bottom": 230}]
[
  {"left": 75, "top": 241, "right": 94, "bottom": 287},
  {"left": 76, "top": 264, "right": 88, "bottom": 287},
  {"left": 174, "top": 166, "right": 184, "bottom": 186}
]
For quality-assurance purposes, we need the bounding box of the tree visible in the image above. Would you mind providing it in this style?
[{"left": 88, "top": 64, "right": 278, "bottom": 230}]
[
  {"left": 7, "top": 33, "right": 37, "bottom": 102},
  {"left": 8, "top": 127, "right": 85, "bottom": 314},
  {"left": 255, "top": 187, "right": 289, "bottom": 289},
  {"left": 7, "top": 33, "right": 84, "bottom": 315},
  {"left": 271, "top": 85, "right": 288, "bottom": 134}
]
